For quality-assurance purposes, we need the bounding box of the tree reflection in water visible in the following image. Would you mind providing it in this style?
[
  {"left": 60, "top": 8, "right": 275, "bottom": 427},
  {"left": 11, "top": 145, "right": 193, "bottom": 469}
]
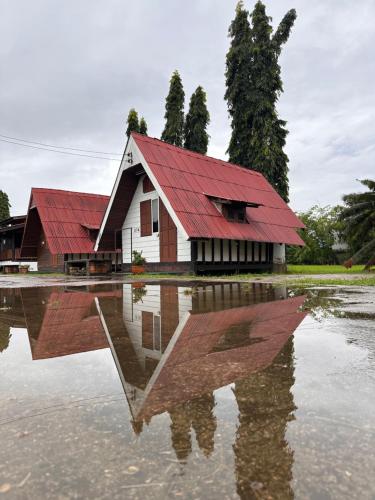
[
  {"left": 233, "top": 337, "right": 295, "bottom": 499},
  {"left": 169, "top": 392, "right": 217, "bottom": 462}
]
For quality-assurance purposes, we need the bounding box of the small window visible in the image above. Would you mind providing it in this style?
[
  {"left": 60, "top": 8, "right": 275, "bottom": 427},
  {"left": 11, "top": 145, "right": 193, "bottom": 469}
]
[
  {"left": 237, "top": 208, "right": 246, "bottom": 222},
  {"left": 152, "top": 199, "right": 159, "bottom": 233},
  {"left": 223, "top": 203, "right": 247, "bottom": 223},
  {"left": 226, "top": 206, "right": 234, "bottom": 220}
]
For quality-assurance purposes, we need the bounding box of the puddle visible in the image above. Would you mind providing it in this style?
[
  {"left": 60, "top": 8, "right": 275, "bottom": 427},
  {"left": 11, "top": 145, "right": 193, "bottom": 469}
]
[{"left": 0, "top": 283, "right": 374, "bottom": 499}]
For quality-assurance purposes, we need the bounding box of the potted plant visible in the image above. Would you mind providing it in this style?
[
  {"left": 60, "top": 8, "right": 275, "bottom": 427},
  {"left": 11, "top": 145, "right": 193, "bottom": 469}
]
[
  {"left": 131, "top": 250, "right": 146, "bottom": 274},
  {"left": 19, "top": 265, "right": 30, "bottom": 274},
  {"left": 132, "top": 285, "right": 147, "bottom": 304}
]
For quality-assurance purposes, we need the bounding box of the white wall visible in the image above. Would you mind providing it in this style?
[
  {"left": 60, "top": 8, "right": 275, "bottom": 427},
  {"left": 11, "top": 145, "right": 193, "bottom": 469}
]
[
  {"left": 273, "top": 243, "right": 286, "bottom": 264},
  {"left": 122, "top": 176, "right": 160, "bottom": 264},
  {"left": 119, "top": 283, "right": 192, "bottom": 418},
  {"left": 122, "top": 175, "right": 190, "bottom": 264},
  {"left": 177, "top": 229, "right": 191, "bottom": 262},
  {"left": 1, "top": 261, "right": 38, "bottom": 271},
  {"left": 122, "top": 283, "right": 192, "bottom": 363}
]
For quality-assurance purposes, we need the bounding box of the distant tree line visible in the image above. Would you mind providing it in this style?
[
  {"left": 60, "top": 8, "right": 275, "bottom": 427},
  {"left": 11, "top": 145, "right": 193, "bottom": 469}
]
[
  {"left": 287, "top": 206, "right": 345, "bottom": 265},
  {"left": 288, "top": 179, "right": 375, "bottom": 268}
]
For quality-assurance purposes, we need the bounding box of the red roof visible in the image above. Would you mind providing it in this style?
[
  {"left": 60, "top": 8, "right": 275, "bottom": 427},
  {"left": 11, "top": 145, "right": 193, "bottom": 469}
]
[
  {"left": 22, "top": 188, "right": 109, "bottom": 255},
  {"left": 104, "top": 294, "right": 307, "bottom": 422},
  {"left": 30, "top": 291, "right": 109, "bottom": 360},
  {"left": 130, "top": 133, "right": 304, "bottom": 245}
]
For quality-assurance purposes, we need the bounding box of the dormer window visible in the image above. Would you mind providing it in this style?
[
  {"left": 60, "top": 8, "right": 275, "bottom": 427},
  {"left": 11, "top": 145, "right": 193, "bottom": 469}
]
[
  {"left": 223, "top": 203, "right": 247, "bottom": 223},
  {"left": 206, "top": 194, "right": 263, "bottom": 224}
]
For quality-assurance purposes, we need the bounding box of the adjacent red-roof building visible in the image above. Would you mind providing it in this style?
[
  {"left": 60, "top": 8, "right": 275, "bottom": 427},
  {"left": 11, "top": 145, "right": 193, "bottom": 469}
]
[
  {"left": 0, "top": 215, "right": 37, "bottom": 270},
  {"left": 96, "top": 133, "right": 304, "bottom": 274},
  {"left": 21, "top": 188, "right": 117, "bottom": 273}
]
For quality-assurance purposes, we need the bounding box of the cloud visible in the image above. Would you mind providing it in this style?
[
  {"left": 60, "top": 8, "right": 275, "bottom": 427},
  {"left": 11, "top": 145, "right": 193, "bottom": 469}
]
[{"left": 0, "top": 0, "right": 374, "bottom": 215}]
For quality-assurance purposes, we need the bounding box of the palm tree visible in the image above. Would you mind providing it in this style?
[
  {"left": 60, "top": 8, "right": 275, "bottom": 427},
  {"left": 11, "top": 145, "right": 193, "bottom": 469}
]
[{"left": 341, "top": 179, "right": 375, "bottom": 270}]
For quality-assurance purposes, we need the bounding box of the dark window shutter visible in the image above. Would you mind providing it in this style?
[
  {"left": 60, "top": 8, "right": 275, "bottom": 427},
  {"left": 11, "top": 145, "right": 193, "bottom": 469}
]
[
  {"left": 140, "top": 200, "right": 152, "bottom": 236},
  {"left": 142, "top": 311, "right": 153, "bottom": 349},
  {"left": 143, "top": 176, "right": 155, "bottom": 193}
]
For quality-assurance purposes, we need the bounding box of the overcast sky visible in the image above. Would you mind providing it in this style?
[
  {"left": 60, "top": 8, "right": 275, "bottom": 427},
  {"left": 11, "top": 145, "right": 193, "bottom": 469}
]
[{"left": 1, "top": 0, "right": 374, "bottom": 215}]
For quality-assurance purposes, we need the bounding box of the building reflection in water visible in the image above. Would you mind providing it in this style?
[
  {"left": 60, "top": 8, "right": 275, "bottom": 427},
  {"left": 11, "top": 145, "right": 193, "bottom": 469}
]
[
  {"left": 0, "top": 283, "right": 306, "bottom": 498},
  {"left": 0, "top": 287, "right": 120, "bottom": 359},
  {"left": 97, "top": 283, "right": 306, "bottom": 486}
]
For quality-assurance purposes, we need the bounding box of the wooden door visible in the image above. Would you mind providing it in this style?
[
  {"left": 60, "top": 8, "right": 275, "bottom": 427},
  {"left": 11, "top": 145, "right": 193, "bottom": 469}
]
[{"left": 159, "top": 200, "right": 177, "bottom": 262}]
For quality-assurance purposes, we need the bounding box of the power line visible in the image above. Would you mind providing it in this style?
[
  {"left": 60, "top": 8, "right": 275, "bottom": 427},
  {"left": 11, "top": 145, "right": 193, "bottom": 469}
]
[
  {"left": 0, "top": 133, "right": 122, "bottom": 156},
  {"left": 0, "top": 138, "right": 121, "bottom": 161}
]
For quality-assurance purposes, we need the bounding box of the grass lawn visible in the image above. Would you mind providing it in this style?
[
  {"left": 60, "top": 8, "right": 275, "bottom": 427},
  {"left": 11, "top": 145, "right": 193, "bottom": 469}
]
[
  {"left": 287, "top": 276, "right": 375, "bottom": 287},
  {"left": 287, "top": 264, "right": 365, "bottom": 274}
]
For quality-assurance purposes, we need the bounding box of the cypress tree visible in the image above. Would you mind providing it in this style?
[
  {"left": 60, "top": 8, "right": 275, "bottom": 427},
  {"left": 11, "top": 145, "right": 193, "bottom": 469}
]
[
  {"left": 225, "top": 1, "right": 253, "bottom": 167},
  {"left": 0, "top": 190, "right": 11, "bottom": 221},
  {"left": 126, "top": 108, "right": 140, "bottom": 138},
  {"left": 225, "top": 1, "right": 296, "bottom": 202},
  {"left": 139, "top": 117, "right": 148, "bottom": 135},
  {"left": 184, "top": 86, "right": 210, "bottom": 154},
  {"left": 161, "top": 70, "right": 185, "bottom": 146}
]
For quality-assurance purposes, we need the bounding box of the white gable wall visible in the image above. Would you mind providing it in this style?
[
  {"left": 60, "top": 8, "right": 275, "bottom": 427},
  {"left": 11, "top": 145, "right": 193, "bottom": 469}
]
[
  {"left": 122, "top": 175, "right": 191, "bottom": 264},
  {"left": 177, "top": 230, "right": 191, "bottom": 262},
  {"left": 273, "top": 243, "right": 286, "bottom": 264},
  {"left": 122, "top": 176, "right": 159, "bottom": 263}
]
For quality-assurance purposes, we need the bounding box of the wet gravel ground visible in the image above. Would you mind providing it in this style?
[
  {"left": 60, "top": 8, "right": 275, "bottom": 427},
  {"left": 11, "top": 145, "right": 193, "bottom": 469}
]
[{"left": 0, "top": 272, "right": 371, "bottom": 289}]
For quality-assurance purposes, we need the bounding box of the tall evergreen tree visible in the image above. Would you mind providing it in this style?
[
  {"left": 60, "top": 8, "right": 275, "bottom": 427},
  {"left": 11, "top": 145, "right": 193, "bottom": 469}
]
[
  {"left": 225, "top": 1, "right": 296, "bottom": 202},
  {"left": 161, "top": 70, "right": 185, "bottom": 146},
  {"left": 225, "top": 1, "right": 252, "bottom": 167},
  {"left": 184, "top": 86, "right": 210, "bottom": 154},
  {"left": 126, "top": 108, "right": 140, "bottom": 138},
  {"left": 0, "top": 190, "right": 11, "bottom": 221},
  {"left": 139, "top": 117, "right": 148, "bottom": 135}
]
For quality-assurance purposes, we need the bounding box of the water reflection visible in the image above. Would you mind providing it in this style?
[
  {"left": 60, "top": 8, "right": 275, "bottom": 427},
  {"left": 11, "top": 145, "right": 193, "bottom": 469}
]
[
  {"left": 0, "top": 283, "right": 307, "bottom": 498},
  {"left": 96, "top": 282, "right": 307, "bottom": 497},
  {"left": 233, "top": 339, "right": 295, "bottom": 498},
  {"left": 97, "top": 285, "right": 305, "bottom": 425}
]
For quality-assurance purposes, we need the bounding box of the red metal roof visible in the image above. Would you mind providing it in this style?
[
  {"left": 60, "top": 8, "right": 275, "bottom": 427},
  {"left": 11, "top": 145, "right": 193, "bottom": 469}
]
[
  {"left": 132, "top": 133, "right": 304, "bottom": 245},
  {"left": 23, "top": 188, "right": 109, "bottom": 255},
  {"left": 114, "top": 294, "right": 307, "bottom": 421},
  {"left": 31, "top": 291, "right": 109, "bottom": 360}
]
